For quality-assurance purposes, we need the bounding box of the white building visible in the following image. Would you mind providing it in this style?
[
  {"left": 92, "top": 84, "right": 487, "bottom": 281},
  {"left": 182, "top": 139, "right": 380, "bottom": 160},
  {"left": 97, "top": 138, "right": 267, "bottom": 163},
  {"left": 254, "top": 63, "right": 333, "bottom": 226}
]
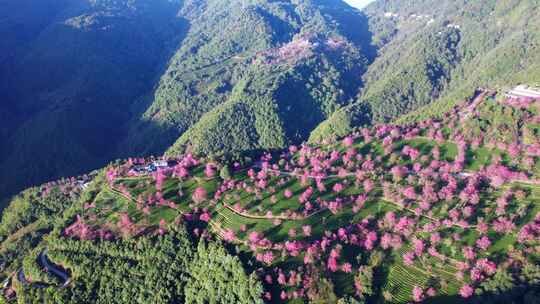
[
  {"left": 153, "top": 160, "right": 169, "bottom": 168},
  {"left": 506, "top": 85, "right": 540, "bottom": 99},
  {"left": 384, "top": 12, "right": 398, "bottom": 18}
]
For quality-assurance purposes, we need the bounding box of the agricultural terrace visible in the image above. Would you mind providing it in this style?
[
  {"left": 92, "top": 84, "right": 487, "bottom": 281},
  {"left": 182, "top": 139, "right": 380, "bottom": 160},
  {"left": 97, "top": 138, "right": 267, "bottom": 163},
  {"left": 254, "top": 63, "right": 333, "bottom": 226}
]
[{"left": 65, "top": 93, "right": 540, "bottom": 303}]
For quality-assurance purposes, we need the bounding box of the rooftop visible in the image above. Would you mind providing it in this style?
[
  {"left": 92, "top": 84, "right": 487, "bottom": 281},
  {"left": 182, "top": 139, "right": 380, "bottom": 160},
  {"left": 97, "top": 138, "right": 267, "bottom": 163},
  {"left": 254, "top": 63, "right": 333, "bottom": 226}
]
[{"left": 506, "top": 85, "right": 540, "bottom": 99}]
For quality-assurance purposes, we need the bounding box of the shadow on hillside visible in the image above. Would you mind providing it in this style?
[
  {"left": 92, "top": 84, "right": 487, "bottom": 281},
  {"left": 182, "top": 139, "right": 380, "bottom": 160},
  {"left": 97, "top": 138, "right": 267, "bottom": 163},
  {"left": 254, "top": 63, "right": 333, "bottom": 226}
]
[
  {"left": 321, "top": 3, "right": 378, "bottom": 64},
  {"left": 0, "top": 8, "right": 192, "bottom": 209}
]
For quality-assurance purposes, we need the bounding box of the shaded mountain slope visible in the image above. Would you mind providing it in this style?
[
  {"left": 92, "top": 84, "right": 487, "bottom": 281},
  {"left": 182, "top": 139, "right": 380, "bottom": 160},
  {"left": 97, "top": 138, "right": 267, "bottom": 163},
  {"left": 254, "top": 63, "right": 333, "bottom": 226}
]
[{"left": 0, "top": 0, "right": 188, "bottom": 201}]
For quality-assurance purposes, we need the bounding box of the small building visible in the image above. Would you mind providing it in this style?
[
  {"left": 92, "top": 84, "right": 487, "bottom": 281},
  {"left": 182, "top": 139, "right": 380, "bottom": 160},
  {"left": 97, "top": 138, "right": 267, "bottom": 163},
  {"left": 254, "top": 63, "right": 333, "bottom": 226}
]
[
  {"left": 506, "top": 85, "right": 540, "bottom": 99},
  {"left": 153, "top": 160, "right": 169, "bottom": 168}
]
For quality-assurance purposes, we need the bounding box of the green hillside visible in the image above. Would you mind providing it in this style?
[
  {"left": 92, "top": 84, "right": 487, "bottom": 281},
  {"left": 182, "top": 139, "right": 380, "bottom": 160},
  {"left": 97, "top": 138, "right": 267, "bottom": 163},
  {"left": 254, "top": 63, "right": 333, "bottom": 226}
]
[
  {"left": 2, "top": 1, "right": 540, "bottom": 303},
  {"left": 313, "top": 0, "right": 540, "bottom": 141},
  {"left": 2, "top": 92, "right": 540, "bottom": 303}
]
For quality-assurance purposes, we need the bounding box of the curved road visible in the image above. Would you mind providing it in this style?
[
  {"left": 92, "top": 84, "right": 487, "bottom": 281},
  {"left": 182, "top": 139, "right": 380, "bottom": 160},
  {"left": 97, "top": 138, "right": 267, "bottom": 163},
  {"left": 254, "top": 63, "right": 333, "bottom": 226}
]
[
  {"left": 38, "top": 249, "right": 70, "bottom": 288},
  {"left": 16, "top": 249, "right": 70, "bottom": 289},
  {"left": 17, "top": 268, "right": 47, "bottom": 288},
  {"left": 17, "top": 268, "right": 29, "bottom": 285}
]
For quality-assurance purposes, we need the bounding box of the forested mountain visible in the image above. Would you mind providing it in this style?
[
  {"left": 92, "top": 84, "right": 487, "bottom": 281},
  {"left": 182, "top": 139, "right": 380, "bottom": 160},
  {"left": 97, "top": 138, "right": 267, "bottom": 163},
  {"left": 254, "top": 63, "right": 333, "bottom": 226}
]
[
  {"left": 123, "top": 0, "right": 376, "bottom": 156},
  {"left": 0, "top": 0, "right": 375, "bottom": 204},
  {"left": 312, "top": 0, "right": 540, "bottom": 141}
]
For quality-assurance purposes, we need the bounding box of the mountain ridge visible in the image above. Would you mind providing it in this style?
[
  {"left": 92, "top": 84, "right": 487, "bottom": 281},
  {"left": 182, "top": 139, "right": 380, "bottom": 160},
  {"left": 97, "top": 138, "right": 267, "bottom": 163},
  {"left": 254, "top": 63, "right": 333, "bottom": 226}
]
[{"left": 2, "top": 0, "right": 540, "bottom": 209}]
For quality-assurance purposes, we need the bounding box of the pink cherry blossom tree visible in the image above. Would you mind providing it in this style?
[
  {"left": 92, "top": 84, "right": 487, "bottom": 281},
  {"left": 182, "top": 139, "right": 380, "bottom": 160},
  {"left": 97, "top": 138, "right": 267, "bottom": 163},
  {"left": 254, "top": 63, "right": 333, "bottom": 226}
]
[{"left": 192, "top": 187, "right": 208, "bottom": 203}]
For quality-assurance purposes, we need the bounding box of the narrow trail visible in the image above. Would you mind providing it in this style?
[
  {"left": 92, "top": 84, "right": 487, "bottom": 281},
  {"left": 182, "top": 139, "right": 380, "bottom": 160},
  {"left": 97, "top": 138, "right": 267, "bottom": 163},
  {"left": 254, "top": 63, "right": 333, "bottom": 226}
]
[
  {"left": 109, "top": 186, "right": 137, "bottom": 203},
  {"left": 256, "top": 165, "right": 358, "bottom": 179},
  {"left": 380, "top": 199, "right": 477, "bottom": 229},
  {"left": 222, "top": 202, "right": 331, "bottom": 221},
  {"left": 0, "top": 221, "right": 44, "bottom": 254}
]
